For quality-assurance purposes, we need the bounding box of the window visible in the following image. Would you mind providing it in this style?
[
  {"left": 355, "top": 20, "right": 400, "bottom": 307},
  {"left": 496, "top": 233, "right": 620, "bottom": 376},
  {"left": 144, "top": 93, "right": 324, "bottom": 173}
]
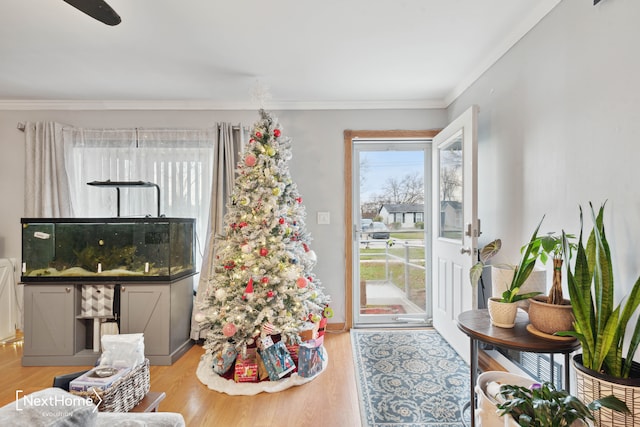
[{"left": 63, "top": 128, "right": 216, "bottom": 281}]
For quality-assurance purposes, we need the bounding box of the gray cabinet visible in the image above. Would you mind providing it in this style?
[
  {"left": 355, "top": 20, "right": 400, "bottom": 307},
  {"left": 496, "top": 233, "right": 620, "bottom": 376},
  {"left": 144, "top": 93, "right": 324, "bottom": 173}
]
[
  {"left": 23, "top": 284, "right": 75, "bottom": 357},
  {"left": 22, "top": 275, "right": 194, "bottom": 366}
]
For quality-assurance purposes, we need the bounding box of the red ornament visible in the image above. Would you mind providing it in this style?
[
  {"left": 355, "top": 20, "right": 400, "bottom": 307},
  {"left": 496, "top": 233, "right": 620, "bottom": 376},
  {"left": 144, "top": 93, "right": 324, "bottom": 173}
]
[
  {"left": 302, "top": 243, "right": 309, "bottom": 252},
  {"left": 244, "top": 154, "right": 257, "bottom": 167},
  {"left": 267, "top": 290, "right": 274, "bottom": 298},
  {"left": 296, "top": 277, "right": 308, "bottom": 289},
  {"left": 260, "top": 247, "right": 269, "bottom": 257},
  {"left": 307, "top": 276, "right": 313, "bottom": 282},
  {"left": 274, "top": 129, "right": 281, "bottom": 137},
  {"left": 245, "top": 278, "right": 254, "bottom": 294},
  {"left": 222, "top": 323, "right": 237, "bottom": 337},
  {"left": 296, "top": 197, "right": 302, "bottom": 203},
  {"left": 279, "top": 217, "right": 285, "bottom": 225},
  {"left": 255, "top": 131, "right": 262, "bottom": 138},
  {"left": 239, "top": 222, "right": 248, "bottom": 228},
  {"left": 261, "top": 277, "right": 269, "bottom": 284},
  {"left": 249, "top": 138, "right": 256, "bottom": 144}
]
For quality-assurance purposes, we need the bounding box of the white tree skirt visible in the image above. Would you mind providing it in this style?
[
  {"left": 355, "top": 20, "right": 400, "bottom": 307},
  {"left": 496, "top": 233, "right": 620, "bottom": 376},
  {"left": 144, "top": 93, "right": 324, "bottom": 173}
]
[{"left": 196, "top": 347, "right": 328, "bottom": 395}]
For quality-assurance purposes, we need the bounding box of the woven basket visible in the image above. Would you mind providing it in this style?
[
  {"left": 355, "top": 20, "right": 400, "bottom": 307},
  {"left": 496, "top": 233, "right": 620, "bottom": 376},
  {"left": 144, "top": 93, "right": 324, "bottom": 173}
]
[
  {"left": 71, "top": 359, "right": 150, "bottom": 412},
  {"left": 573, "top": 354, "right": 640, "bottom": 426}
]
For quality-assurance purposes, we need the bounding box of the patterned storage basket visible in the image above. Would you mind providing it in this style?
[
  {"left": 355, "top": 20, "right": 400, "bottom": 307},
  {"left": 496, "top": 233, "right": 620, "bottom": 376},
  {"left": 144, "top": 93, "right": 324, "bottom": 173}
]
[
  {"left": 71, "top": 359, "right": 150, "bottom": 412},
  {"left": 573, "top": 354, "right": 640, "bottom": 426},
  {"left": 81, "top": 284, "right": 115, "bottom": 317}
]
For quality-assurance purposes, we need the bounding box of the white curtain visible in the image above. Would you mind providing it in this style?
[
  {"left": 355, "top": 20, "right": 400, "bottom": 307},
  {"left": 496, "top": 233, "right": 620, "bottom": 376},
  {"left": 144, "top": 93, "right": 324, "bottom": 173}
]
[
  {"left": 63, "top": 127, "right": 218, "bottom": 289},
  {"left": 190, "top": 123, "right": 244, "bottom": 340},
  {"left": 24, "top": 122, "right": 74, "bottom": 217}
]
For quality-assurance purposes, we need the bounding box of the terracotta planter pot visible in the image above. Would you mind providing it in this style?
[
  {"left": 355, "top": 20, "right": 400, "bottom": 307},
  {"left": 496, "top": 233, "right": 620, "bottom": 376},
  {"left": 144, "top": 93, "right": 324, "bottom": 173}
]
[
  {"left": 527, "top": 296, "right": 574, "bottom": 335},
  {"left": 487, "top": 297, "right": 518, "bottom": 328},
  {"left": 573, "top": 354, "right": 640, "bottom": 426}
]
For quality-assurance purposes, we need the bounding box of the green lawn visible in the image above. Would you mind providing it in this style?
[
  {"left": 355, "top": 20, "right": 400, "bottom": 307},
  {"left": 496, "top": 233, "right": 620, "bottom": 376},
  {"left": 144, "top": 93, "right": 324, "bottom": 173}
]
[
  {"left": 390, "top": 231, "right": 424, "bottom": 239},
  {"left": 360, "top": 246, "right": 425, "bottom": 260},
  {"left": 359, "top": 261, "right": 425, "bottom": 290}
]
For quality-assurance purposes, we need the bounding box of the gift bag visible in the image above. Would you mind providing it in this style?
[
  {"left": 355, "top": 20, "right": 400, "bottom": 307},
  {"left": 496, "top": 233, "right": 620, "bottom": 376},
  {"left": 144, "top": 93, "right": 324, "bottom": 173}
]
[
  {"left": 256, "top": 352, "right": 270, "bottom": 381},
  {"left": 298, "top": 339, "right": 324, "bottom": 378},
  {"left": 286, "top": 344, "right": 300, "bottom": 364},
  {"left": 259, "top": 341, "right": 296, "bottom": 380},
  {"left": 81, "top": 284, "right": 115, "bottom": 317},
  {"left": 213, "top": 343, "right": 237, "bottom": 375}
]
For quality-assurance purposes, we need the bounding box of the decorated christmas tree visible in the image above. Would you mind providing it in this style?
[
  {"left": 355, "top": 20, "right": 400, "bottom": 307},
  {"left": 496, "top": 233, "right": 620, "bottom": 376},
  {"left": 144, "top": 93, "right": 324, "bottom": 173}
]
[{"left": 195, "top": 110, "right": 331, "bottom": 376}]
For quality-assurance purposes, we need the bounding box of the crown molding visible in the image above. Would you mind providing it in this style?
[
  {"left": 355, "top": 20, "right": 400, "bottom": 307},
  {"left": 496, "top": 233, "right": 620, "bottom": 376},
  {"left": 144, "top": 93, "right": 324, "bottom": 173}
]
[
  {"left": 444, "top": 0, "right": 562, "bottom": 107},
  {"left": 0, "top": 98, "right": 446, "bottom": 111}
]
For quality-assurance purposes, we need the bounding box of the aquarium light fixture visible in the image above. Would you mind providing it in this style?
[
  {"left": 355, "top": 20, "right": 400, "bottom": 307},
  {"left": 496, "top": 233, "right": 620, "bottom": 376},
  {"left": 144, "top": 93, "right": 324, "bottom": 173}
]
[{"left": 87, "top": 180, "right": 161, "bottom": 217}]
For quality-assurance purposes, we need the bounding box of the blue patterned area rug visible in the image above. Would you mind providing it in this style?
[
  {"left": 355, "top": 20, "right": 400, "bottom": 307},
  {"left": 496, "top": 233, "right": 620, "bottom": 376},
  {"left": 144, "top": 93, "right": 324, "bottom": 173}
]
[{"left": 351, "top": 329, "right": 470, "bottom": 427}]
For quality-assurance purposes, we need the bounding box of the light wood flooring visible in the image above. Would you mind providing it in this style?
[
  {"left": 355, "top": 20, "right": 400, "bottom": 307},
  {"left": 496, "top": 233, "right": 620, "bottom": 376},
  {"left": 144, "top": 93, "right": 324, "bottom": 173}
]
[{"left": 0, "top": 332, "right": 362, "bottom": 427}]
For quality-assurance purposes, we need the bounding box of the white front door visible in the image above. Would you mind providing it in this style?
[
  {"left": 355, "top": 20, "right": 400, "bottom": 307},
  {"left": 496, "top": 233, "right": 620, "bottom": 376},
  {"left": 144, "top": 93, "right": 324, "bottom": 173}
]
[{"left": 432, "top": 106, "right": 479, "bottom": 363}]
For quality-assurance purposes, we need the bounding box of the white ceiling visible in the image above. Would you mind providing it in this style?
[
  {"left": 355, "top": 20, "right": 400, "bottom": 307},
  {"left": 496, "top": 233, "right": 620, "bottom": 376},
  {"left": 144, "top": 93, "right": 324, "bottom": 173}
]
[{"left": 0, "top": 0, "right": 561, "bottom": 110}]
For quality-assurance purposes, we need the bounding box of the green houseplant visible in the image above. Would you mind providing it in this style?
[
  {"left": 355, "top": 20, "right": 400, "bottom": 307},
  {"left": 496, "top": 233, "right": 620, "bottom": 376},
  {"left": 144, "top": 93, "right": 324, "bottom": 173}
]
[
  {"left": 473, "top": 217, "right": 545, "bottom": 328},
  {"left": 561, "top": 202, "right": 640, "bottom": 377},
  {"left": 526, "top": 232, "right": 576, "bottom": 304},
  {"left": 497, "top": 381, "right": 629, "bottom": 427},
  {"left": 525, "top": 232, "right": 577, "bottom": 336},
  {"left": 469, "top": 216, "right": 545, "bottom": 304},
  {"left": 558, "top": 202, "right": 640, "bottom": 426}
]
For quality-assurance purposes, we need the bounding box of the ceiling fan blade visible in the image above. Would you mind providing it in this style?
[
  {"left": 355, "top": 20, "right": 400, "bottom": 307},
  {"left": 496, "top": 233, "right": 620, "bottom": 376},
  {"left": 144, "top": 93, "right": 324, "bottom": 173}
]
[{"left": 63, "top": 0, "right": 121, "bottom": 26}]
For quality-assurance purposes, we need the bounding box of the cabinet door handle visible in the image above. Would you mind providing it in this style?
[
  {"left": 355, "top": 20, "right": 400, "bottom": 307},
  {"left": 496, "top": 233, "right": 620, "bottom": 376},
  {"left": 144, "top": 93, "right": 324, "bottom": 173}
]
[
  {"left": 65, "top": 287, "right": 71, "bottom": 293},
  {"left": 121, "top": 286, "right": 126, "bottom": 292}
]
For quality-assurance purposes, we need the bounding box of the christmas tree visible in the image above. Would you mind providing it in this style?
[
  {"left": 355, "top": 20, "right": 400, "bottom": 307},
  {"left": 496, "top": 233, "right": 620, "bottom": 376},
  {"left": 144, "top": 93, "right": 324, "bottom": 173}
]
[{"left": 196, "top": 110, "right": 331, "bottom": 372}]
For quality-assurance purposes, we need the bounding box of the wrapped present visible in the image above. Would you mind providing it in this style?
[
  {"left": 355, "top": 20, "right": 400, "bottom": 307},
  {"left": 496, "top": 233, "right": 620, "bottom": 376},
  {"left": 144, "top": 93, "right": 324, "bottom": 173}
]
[
  {"left": 234, "top": 351, "right": 258, "bottom": 383},
  {"left": 318, "top": 317, "right": 328, "bottom": 337},
  {"left": 299, "top": 321, "right": 319, "bottom": 342},
  {"left": 213, "top": 343, "right": 237, "bottom": 375},
  {"left": 259, "top": 341, "right": 296, "bottom": 380},
  {"left": 286, "top": 344, "right": 299, "bottom": 363},
  {"left": 298, "top": 339, "right": 324, "bottom": 378}
]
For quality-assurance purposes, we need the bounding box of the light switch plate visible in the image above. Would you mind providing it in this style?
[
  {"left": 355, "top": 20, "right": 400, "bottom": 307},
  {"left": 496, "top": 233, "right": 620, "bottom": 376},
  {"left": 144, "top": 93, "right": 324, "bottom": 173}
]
[{"left": 317, "top": 211, "right": 330, "bottom": 225}]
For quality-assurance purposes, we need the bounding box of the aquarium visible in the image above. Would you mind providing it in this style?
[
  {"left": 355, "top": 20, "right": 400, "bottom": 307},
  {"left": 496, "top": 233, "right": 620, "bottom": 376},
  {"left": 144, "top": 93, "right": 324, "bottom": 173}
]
[{"left": 21, "top": 217, "right": 195, "bottom": 282}]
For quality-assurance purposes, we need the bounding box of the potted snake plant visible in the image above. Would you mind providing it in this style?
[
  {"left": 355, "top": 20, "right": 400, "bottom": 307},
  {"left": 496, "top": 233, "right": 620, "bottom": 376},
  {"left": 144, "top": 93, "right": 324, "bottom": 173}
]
[{"left": 557, "top": 202, "right": 640, "bottom": 426}]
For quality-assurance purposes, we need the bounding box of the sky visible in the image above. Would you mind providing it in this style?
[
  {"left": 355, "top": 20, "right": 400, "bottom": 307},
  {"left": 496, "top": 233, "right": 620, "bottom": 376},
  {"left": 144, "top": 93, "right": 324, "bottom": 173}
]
[{"left": 359, "top": 150, "right": 425, "bottom": 203}]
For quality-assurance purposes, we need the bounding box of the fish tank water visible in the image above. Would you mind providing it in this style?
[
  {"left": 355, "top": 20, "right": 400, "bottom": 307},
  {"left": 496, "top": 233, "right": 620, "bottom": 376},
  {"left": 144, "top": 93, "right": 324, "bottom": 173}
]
[{"left": 21, "top": 217, "right": 195, "bottom": 282}]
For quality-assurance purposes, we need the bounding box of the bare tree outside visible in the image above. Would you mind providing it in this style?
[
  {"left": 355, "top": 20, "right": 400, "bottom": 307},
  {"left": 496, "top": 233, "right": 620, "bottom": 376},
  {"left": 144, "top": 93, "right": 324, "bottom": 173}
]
[
  {"left": 439, "top": 142, "right": 462, "bottom": 202},
  {"left": 440, "top": 167, "right": 461, "bottom": 202},
  {"left": 375, "top": 172, "right": 424, "bottom": 205}
]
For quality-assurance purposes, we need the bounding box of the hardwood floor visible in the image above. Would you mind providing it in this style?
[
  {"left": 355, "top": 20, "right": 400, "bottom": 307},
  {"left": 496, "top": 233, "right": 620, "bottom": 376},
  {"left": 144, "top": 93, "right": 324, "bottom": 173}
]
[{"left": 0, "top": 332, "right": 362, "bottom": 427}]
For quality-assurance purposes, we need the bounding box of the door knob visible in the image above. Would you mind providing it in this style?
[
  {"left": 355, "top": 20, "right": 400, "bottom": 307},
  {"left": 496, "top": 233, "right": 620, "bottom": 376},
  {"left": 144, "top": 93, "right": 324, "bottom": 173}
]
[{"left": 460, "top": 247, "right": 471, "bottom": 255}]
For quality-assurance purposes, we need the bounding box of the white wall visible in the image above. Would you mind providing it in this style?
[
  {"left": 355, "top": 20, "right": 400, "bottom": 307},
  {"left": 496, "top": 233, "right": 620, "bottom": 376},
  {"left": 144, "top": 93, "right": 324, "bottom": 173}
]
[
  {"left": 0, "top": 108, "right": 447, "bottom": 323},
  {"left": 449, "top": 0, "right": 640, "bottom": 302}
]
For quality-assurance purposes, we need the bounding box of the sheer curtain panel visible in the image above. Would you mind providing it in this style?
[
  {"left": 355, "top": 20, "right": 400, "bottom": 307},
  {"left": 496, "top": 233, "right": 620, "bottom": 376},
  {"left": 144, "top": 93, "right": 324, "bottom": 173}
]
[{"left": 63, "top": 127, "right": 217, "bottom": 291}]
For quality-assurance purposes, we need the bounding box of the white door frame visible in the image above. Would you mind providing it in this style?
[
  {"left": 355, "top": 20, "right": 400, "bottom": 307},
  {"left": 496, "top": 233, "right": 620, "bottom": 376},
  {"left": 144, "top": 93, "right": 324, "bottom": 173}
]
[{"left": 343, "top": 130, "right": 440, "bottom": 329}]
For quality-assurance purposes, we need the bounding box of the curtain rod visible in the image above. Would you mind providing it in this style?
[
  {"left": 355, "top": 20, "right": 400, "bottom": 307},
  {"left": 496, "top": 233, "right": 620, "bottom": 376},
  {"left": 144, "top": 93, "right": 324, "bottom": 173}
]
[{"left": 15, "top": 122, "right": 242, "bottom": 132}]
